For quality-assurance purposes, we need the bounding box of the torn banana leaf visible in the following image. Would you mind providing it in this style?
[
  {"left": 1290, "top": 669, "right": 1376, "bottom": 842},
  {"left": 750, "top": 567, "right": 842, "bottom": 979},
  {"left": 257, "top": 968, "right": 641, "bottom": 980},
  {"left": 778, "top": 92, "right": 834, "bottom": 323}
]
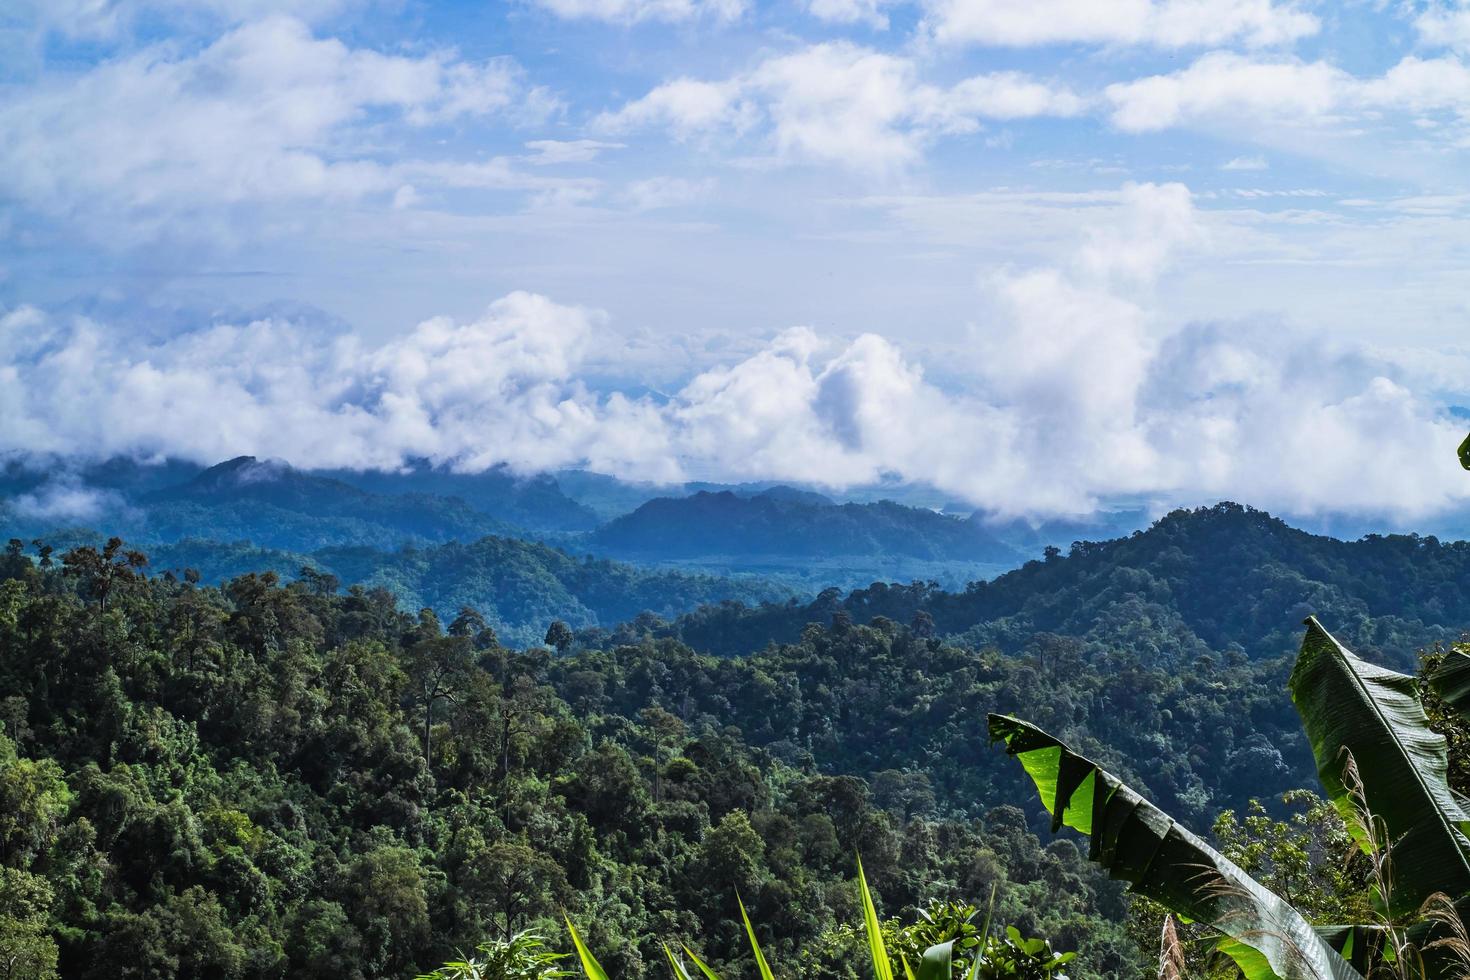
[
  {"left": 989, "top": 713, "right": 1363, "bottom": 980},
  {"left": 1291, "top": 617, "right": 1470, "bottom": 918}
]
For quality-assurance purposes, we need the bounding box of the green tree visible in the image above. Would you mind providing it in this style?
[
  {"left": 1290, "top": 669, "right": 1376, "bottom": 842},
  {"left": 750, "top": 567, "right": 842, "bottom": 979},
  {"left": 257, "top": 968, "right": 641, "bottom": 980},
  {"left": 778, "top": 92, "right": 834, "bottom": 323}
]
[{"left": 544, "top": 621, "right": 575, "bottom": 654}]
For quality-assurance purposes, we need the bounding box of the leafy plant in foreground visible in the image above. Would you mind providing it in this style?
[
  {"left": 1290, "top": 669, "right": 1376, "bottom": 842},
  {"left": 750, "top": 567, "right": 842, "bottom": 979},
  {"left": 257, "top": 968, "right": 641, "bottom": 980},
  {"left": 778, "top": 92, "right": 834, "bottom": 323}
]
[
  {"left": 990, "top": 616, "right": 1470, "bottom": 979},
  {"left": 414, "top": 931, "right": 571, "bottom": 979},
  {"left": 563, "top": 859, "right": 1072, "bottom": 980}
]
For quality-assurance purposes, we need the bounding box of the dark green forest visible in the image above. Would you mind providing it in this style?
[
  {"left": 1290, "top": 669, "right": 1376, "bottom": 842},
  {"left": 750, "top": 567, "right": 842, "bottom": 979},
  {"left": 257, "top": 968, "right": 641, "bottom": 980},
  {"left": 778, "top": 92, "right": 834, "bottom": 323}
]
[
  {"left": 0, "top": 539, "right": 1142, "bottom": 979},
  {"left": 5, "top": 503, "right": 1470, "bottom": 978}
]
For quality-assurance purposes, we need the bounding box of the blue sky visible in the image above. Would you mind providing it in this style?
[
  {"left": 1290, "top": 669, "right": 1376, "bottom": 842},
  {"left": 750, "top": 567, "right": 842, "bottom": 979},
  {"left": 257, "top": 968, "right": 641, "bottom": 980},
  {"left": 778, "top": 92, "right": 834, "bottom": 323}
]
[{"left": 4, "top": 0, "right": 1470, "bottom": 521}]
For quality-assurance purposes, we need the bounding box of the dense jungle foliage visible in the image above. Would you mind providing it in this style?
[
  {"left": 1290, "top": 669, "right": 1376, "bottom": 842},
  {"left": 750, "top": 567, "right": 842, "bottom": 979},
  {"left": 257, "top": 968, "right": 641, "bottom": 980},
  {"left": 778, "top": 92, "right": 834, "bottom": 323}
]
[
  {"left": 94, "top": 535, "right": 788, "bottom": 651},
  {"left": 0, "top": 539, "right": 1144, "bottom": 979},
  {"left": 5, "top": 500, "right": 1470, "bottom": 979}
]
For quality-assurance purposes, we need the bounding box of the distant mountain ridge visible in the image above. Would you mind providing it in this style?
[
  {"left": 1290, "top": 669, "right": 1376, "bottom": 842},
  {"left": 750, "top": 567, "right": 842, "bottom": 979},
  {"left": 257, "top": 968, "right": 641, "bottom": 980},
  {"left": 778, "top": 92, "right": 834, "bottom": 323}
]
[
  {"left": 141, "top": 532, "right": 788, "bottom": 647},
  {"left": 2, "top": 456, "right": 1047, "bottom": 590},
  {"left": 592, "top": 489, "right": 1024, "bottom": 563},
  {"left": 323, "top": 458, "right": 600, "bottom": 532},
  {"left": 660, "top": 502, "right": 1470, "bottom": 664}
]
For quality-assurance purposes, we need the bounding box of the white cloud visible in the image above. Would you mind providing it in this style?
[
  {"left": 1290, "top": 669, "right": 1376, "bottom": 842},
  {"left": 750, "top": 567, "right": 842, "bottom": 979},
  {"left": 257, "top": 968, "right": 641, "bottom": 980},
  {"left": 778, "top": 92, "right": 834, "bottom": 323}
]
[
  {"left": 1105, "top": 52, "right": 1346, "bottom": 132},
  {"left": 919, "top": 0, "right": 1318, "bottom": 48},
  {"left": 10, "top": 480, "right": 121, "bottom": 522},
  {"left": 12, "top": 0, "right": 353, "bottom": 40},
  {"left": 622, "top": 176, "right": 716, "bottom": 209},
  {"left": 599, "top": 42, "right": 1083, "bottom": 171},
  {"left": 527, "top": 0, "right": 746, "bottom": 24},
  {"left": 523, "top": 139, "right": 626, "bottom": 164},
  {"left": 1416, "top": 3, "right": 1470, "bottom": 51},
  {"left": 1104, "top": 51, "right": 1470, "bottom": 133},
  {"left": 0, "top": 16, "right": 561, "bottom": 239},
  {"left": 1222, "top": 154, "right": 1269, "bottom": 170},
  {"left": 596, "top": 78, "right": 757, "bottom": 138},
  {"left": 4, "top": 181, "right": 1466, "bottom": 520},
  {"left": 805, "top": 0, "right": 892, "bottom": 29}
]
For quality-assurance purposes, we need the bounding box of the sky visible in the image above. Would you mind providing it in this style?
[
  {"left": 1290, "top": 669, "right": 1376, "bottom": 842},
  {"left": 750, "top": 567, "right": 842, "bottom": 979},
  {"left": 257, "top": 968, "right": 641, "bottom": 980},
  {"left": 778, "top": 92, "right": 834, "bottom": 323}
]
[{"left": 4, "top": 0, "right": 1470, "bottom": 521}]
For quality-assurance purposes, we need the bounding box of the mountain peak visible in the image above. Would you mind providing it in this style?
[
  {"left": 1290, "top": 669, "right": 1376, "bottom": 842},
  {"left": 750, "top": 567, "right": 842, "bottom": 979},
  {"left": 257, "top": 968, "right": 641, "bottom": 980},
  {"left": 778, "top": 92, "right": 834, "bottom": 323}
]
[{"left": 190, "top": 456, "right": 295, "bottom": 489}]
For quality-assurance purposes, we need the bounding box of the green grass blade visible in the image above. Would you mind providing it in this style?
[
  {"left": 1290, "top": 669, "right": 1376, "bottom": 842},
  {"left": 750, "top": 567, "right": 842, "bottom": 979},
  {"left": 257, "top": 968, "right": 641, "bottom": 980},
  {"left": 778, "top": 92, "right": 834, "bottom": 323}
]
[
  {"left": 857, "top": 855, "right": 894, "bottom": 980},
  {"left": 681, "top": 945, "right": 722, "bottom": 980},
  {"left": 738, "top": 893, "right": 776, "bottom": 980},
  {"left": 967, "top": 883, "right": 995, "bottom": 980},
  {"left": 565, "top": 916, "right": 610, "bottom": 980},
  {"left": 664, "top": 944, "right": 692, "bottom": 979}
]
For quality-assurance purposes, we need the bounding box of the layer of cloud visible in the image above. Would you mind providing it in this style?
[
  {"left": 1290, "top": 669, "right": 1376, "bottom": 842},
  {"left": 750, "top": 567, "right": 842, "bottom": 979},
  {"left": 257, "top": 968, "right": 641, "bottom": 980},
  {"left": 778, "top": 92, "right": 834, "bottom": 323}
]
[
  {"left": 598, "top": 42, "right": 1085, "bottom": 171},
  {"left": 3, "top": 183, "right": 1464, "bottom": 520},
  {"left": 919, "top": 0, "right": 1318, "bottom": 49},
  {"left": 8, "top": 479, "right": 121, "bottom": 522},
  {"left": 0, "top": 16, "right": 563, "bottom": 240}
]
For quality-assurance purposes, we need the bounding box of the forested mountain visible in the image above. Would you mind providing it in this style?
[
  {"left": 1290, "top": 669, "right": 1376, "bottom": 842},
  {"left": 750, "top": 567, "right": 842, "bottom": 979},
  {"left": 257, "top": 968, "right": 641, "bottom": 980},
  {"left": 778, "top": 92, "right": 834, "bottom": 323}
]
[
  {"left": 139, "top": 457, "right": 516, "bottom": 551},
  {"left": 2, "top": 457, "right": 1045, "bottom": 592},
  {"left": 586, "top": 490, "right": 1025, "bottom": 588},
  {"left": 659, "top": 502, "right": 1470, "bottom": 664},
  {"left": 322, "top": 461, "right": 600, "bottom": 533},
  {"left": 308, "top": 537, "right": 787, "bottom": 647},
  {"left": 0, "top": 455, "right": 600, "bottom": 550},
  {"left": 6, "top": 499, "right": 1470, "bottom": 979},
  {"left": 593, "top": 491, "right": 1020, "bottom": 563},
  {"left": 133, "top": 535, "right": 788, "bottom": 648},
  {"left": 0, "top": 545, "right": 1146, "bottom": 980}
]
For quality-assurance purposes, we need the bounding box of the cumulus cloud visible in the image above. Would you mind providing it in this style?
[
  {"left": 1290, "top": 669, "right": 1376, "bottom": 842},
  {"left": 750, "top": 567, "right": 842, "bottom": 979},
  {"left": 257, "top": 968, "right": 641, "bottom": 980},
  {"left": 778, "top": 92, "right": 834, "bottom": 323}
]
[
  {"left": 596, "top": 78, "right": 758, "bottom": 139},
  {"left": 0, "top": 16, "right": 563, "bottom": 240},
  {"left": 3, "top": 183, "right": 1466, "bottom": 521},
  {"left": 526, "top": 0, "right": 746, "bottom": 24},
  {"left": 1417, "top": 2, "right": 1470, "bottom": 51},
  {"left": 598, "top": 42, "right": 1083, "bottom": 171},
  {"left": 919, "top": 0, "right": 1318, "bottom": 49},
  {"left": 1104, "top": 51, "right": 1470, "bottom": 133}
]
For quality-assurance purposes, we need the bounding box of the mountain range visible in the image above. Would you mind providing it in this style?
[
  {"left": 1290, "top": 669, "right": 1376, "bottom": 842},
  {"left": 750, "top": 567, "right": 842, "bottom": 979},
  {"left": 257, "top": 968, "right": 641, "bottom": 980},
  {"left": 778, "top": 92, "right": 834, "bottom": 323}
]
[{"left": 1, "top": 454, "right": 1091, "bottom": 589}]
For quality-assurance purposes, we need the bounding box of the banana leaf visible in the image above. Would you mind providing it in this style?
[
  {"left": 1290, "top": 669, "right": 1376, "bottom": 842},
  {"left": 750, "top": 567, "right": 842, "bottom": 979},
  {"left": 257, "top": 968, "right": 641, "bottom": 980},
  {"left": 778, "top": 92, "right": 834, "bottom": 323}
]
[
  {"left": 1430, "top": 649, "right": 1470, "bottom": 718},
  {"left": 988, "top": 713, "right": 1363, "bottom": 980},
  {"left": 914, "top": 941, "right": 953, "bottom": 980},
  {"left": 1290, "top": 617, "right": 1470, "bottom": 917}
]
